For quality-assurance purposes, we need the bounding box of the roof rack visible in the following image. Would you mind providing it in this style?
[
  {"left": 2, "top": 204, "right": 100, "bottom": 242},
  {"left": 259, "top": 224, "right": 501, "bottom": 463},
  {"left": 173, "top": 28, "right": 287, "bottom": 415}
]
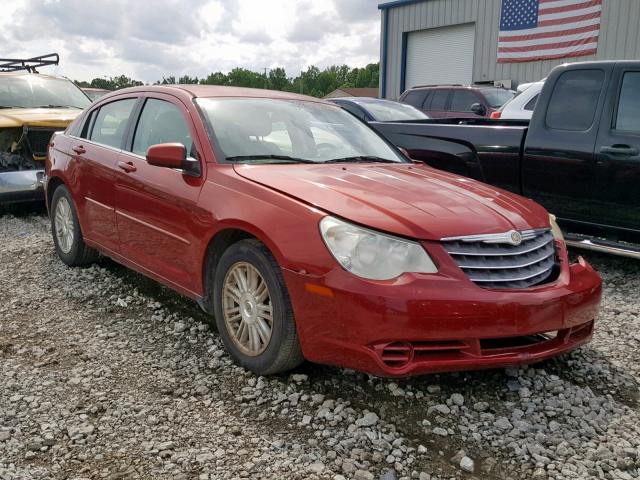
[
  {"left": 0, "top": 53, "right": 59, "bottom": 73},
  {"left": 410, "top": 84, "right": 464, "bottom": 88}
]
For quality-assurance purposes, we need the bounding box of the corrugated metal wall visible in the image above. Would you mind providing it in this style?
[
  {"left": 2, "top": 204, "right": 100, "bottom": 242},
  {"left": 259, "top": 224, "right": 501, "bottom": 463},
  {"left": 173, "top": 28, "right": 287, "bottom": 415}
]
[{"left": 380, "top": 0, "right": 640, "bottom": 99}]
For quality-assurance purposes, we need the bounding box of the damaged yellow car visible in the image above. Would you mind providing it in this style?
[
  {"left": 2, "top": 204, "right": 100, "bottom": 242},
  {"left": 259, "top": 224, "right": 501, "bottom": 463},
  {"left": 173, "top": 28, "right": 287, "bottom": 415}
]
[{"left": 0, "top": 55, "right": 90, "bottom": 207}]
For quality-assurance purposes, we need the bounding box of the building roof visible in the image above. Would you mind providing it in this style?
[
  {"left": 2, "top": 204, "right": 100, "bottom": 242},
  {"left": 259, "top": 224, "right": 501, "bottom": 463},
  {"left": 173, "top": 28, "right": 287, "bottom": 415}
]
[
  {"left": 378, "top": 0, "right": 426, "bottom": 10},
  {"left": 323, "top": 87, "right": 379, "bottom": 99}
]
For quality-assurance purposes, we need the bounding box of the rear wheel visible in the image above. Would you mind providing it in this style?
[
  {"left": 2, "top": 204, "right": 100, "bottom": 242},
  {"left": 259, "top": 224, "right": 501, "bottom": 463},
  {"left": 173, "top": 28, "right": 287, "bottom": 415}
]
[
  {"left": 213, "top": 239, "right": 303, "bottom": 375},
  {"left": 51, "top": 185, "right": 98, "bottom": 266}
]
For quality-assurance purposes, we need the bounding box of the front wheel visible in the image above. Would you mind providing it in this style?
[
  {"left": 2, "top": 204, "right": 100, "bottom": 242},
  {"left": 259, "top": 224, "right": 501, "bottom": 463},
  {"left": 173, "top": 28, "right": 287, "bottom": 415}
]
[
  {"left": 213, "top": 239, "right": 303, "bottom": 375},
  {"left": 51, "top": 185, "right": 98, "bottom": 266}
]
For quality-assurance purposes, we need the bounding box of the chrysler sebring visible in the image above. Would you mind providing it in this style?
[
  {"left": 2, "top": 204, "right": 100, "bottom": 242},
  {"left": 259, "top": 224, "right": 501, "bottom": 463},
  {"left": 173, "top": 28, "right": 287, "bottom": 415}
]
[{"left": 46, "top": 86, "right": 602, "bottom": 377}]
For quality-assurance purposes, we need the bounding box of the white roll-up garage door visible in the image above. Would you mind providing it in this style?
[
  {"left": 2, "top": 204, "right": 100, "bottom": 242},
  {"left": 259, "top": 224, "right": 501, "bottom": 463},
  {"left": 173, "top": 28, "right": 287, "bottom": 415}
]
[{"left": 405, "top": 23, "right": 476, "bottom": 89}]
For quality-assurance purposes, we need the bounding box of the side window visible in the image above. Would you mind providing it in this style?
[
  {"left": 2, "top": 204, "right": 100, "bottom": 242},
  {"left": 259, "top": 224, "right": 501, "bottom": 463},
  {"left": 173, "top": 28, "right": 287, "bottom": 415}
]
[
  {"left": 429, "top": 90, "right": 449, "bottom": 110},
  {"left": 132, "top": 99, "right": 193, "bottom": 156},
  {"left": 450, "top": 90, "right": 479, "bottom": 112},
  {"left": 524, "top": 94, "right": 539, "bottom": 111},
  {"left": 79, "top": 110, "right": 96, "bottom": 138},
  {"left": 89, "top": 98, "right": 137, "bottom": 148},
  {"left": 546, "top": 69, "right": 604, "bottom": 131},
  {"left": 402, "top": 90, "right": 427, "bottom": 109},
  {"left": 615, "top": 72, "right": 640, "bottom": 132}
]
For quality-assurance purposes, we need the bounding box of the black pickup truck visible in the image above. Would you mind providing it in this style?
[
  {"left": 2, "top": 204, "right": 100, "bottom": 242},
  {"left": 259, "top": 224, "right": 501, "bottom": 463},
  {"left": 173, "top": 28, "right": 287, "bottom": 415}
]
[{"left": 372, "top": 61, "right": 640, "bottom": 258}]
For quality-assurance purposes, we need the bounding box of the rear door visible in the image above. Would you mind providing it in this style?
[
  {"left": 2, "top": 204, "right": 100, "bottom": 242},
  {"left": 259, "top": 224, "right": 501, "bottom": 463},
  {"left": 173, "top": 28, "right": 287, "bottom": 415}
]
[
  {"left": 592, "top": 63, "right": 640, "bottom": 240},
  {"left": 522, "top": 66, "right": 611, "bottom": 227},
  {"left": 69, "top": 97, "right": 138, "bottom": 252},
  {"left": 114, "top": 94, "right": 206, "bottom": 294}
]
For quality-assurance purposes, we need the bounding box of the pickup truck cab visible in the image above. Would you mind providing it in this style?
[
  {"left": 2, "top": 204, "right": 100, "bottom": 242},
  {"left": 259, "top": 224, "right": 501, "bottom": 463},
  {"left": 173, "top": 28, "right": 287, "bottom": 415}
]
[{"left": 373, "top": 61, "right": 640, "bottom": 258}]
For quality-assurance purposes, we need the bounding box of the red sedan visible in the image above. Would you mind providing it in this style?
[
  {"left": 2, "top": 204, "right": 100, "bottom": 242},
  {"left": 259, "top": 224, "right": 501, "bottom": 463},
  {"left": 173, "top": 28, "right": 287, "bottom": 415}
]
[{"left": 45, "top": 86, "right": 602, "bottom": 377}]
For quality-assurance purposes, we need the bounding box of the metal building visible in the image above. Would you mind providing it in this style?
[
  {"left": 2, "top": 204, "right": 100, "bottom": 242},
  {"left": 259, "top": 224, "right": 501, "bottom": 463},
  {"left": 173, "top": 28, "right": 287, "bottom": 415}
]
[{"left": 379, "top": 0, "right": 640, "bottom": 99}]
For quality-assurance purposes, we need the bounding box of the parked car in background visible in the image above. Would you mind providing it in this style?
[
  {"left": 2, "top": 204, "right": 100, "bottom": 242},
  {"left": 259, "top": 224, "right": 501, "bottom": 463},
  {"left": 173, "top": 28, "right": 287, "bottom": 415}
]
[
  {"left": 0, "top": 56, "right": 90, "bottom": 208},
  {"left": 47, "top": 85, "right": 601, "bottom": 377},
  {"left": 328, "top": 97, "right": 429, "bottom": 122},
  {"left": 372, "top": 61, "right": 640, "bottom": 258},
  {"left": 399, "top": 85, "right": 515, "bottom": 118},
  {"left": 491, "top": 81, "right": 544, "bottom": 120},
  {"left": 81, "top": 87, "right": 111, "bottom": 102}
]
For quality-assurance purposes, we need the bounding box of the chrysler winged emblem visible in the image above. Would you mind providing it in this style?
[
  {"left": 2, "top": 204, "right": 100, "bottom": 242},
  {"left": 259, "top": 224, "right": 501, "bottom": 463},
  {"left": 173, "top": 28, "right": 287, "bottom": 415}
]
[{"left": 509, "top": 230, "right": 523, "bottom": 245}]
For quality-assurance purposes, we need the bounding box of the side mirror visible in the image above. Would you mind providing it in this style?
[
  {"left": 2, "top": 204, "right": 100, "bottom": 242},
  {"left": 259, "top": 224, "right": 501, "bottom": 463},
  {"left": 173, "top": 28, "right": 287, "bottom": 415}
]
[
  {"left": 470, "top": 103, "right": 487, "bottom": 116},
  {"left": 146, "top": 143, "right": 186, "bottom": 169}
]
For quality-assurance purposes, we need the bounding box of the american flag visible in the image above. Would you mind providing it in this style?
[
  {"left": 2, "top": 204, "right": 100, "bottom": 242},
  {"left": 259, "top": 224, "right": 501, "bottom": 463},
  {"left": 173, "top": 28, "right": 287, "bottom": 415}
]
[{"left": 497, "top": 0, "right": 602, "bottom": 63}]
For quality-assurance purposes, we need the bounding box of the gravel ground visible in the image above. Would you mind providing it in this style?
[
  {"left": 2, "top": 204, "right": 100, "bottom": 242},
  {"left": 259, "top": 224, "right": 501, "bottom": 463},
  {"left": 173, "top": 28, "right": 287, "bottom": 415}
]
[{"left": 1, "top": 211, "right": 639, "bottom": 480}]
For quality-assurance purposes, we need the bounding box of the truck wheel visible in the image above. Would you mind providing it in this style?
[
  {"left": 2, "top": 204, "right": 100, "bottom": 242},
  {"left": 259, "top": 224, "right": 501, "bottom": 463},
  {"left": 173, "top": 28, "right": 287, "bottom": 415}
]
[
  {"left": 51, "top": 185, "right": 98, "bottom": 266},
  {"left": 213, "top": 239, "right": 304, "bottom": 375}
]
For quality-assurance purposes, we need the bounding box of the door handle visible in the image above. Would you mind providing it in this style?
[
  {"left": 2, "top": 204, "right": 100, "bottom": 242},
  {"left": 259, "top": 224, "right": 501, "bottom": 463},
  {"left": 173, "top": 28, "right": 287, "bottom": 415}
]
[
  {"left": 72, "top": 145, "right": 86, "bottom": 155},
  {"left": 117, "top": 161, "right": 137, "bottom": 173},
  {"left": 599, "top": 145, "right": 639, "bottom": 156}
]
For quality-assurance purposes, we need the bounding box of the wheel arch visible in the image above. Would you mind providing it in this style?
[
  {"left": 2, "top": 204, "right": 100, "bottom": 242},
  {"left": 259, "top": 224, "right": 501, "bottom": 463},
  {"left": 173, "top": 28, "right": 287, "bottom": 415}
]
[{"left": 200, "top": 220, "right": 285, "bottom": 315}]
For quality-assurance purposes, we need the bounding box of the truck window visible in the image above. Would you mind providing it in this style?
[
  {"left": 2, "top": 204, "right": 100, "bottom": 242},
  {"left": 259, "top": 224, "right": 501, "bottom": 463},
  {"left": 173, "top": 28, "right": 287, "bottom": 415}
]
[
  {"left": 450, "top": 90, "right": 478, "bottom": 112},
  {"left": 615, "top": 72, "right": 640, "bottom": 132},
  {"left": 546, "top": 69, "right": 604, "bottom": 131}
]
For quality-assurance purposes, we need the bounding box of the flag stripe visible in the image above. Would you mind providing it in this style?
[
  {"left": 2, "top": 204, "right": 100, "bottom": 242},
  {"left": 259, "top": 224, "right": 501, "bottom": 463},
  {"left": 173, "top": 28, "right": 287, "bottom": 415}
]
[
  {"left": 499, "top": 35, "right": 599, "bottom": 52},
  {"left": 538, "top": 0, "right": 601, "bottom": 15},
  {"left": 538, "top": 10, "right": 601, "bottom": 27},
  {"left": 499, "top": 42, "right": 598, "bottom": 58},
  {"left": 497, "top": 48, "right": 597, "bottom": 63},
  {"left": 499, "top": 17, "right": 600, "bottom": 38},
  {"left": 499, "top": 30, "right": 599, "bottom": 48},
  {"left": 498, "top": 23, "right": 599, "bottom": 42}
]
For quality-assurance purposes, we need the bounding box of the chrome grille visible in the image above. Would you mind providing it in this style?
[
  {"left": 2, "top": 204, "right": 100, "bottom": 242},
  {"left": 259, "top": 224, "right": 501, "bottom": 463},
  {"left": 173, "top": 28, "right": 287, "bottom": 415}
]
[{"left": 442, "top": 229, "right": 558, "bottom": 289}]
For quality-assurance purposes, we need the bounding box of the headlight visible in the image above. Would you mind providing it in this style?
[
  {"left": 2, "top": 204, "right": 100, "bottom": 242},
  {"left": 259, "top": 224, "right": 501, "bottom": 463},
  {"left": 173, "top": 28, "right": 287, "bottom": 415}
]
[
  {"left": 319, "top": 216, "right": 437, "bottom": 280},
  {"left": 549, "top": 214, "right": 564, "bottom": 242}
]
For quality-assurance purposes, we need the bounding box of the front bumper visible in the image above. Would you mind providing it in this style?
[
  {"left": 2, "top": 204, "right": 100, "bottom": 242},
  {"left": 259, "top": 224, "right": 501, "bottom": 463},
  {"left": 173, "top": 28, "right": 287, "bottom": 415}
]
[
  {"left": 0, "top": 169, "right": 45, "bottom": 206},
  {"left": 284, "top": 242, "right": 602, "bottom": 377}
]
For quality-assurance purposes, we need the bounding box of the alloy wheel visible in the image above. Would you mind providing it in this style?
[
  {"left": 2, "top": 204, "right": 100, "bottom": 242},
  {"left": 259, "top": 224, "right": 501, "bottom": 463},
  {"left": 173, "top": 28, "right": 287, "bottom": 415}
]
[
  {"left": 222, "top": 261, "right": 273, "bottom": 356},
  {"left": 54, "top": 197, "right": 75, "bottom": 254}
]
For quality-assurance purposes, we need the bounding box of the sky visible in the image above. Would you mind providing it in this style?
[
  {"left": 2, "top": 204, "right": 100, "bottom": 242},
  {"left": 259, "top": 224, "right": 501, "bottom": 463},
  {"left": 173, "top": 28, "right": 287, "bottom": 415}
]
[{"left": 0, "top": 0, "right": 382, "bottom": 83}]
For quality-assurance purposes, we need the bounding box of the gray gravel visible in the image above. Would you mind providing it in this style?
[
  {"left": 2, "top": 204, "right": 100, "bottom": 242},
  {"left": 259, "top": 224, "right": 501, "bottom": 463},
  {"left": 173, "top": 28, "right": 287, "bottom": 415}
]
[{"left": 1, "top": 212, "right": 639, "bottom": 480}]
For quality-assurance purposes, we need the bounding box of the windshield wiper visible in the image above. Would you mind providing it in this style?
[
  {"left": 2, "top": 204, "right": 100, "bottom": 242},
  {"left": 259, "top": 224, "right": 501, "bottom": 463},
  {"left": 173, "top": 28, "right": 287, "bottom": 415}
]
[
  {"left": 225, "top": 155, "right": 318, "bottom": 164},
  {"left": 0, "top": 105, "right": 25, "bottom": 109},
  {"left": 323, "top": 156, "right": 398, "bottom": 164},
  {"left": 34, "top": 104, "right": 83, "bottom": 109}
]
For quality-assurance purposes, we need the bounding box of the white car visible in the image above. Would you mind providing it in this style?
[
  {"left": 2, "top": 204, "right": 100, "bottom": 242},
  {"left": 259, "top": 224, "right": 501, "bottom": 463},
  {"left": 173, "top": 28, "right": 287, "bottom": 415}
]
[{"left": 491, "top": 81, "right": 543, "bottom": 120}]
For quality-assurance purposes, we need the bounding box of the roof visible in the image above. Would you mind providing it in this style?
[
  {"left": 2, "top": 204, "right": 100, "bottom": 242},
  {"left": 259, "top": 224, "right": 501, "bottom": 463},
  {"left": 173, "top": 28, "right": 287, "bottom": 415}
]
[
  {"left": 81, "top": 87, "right": 111, "bottom": 93},
  {"left": 323, "top": 87, "right": 379, "bottom": 99},
  {"left": 102, "top": 85, "right": 327, "bottom": 103},
  {"left": 378, "top": 0, "right": 426, "bottom": 10}
]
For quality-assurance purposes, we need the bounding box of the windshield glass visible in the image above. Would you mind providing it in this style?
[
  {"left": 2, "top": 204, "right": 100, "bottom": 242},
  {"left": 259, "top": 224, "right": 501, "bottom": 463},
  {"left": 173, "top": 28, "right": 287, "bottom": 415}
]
[
  {"left": 480, "top": 88, "right": 515, "bottom": 108},
  {"left": 354, "top": 99, "right": 429, "bottom": 121},
  {"left": 0, "top": 75, "right": 91, "bottom": 109},
  {"left": 197, "top": 98, "right": 407, "bottom": 164}
]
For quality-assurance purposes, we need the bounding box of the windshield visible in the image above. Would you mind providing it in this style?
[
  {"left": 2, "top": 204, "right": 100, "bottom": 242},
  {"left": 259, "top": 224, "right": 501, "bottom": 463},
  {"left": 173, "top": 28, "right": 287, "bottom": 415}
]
[
  {"left": 0, "top": 75, "right": 91, "bottom": 109},
  {"left": 480, "top": 88, "right": 515, "bottom": 108},
  {"left": 197, "top": 98, "right": 407, "bottom": 164},
  {"left": 354, "top": 99, "right": 429, "bottom": 121}
]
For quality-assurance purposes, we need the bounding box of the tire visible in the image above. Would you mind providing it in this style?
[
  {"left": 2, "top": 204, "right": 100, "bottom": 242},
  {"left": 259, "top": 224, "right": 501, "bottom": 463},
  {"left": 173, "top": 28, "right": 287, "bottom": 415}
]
[
  {"left": 213, "top": 239, "right": 304, "bottom": 375},
  {"left": 51, "top": 185, "right": 98, "bottom": 266}
]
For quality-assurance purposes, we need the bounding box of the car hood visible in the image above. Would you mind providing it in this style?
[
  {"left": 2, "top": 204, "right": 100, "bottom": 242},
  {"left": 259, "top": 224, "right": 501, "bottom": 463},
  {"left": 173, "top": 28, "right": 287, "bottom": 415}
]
[
  {"left": 233, "top": 163, "right": 550, "bottom": 240},
  {"left": 0, "top": 108, "right": 81, "bottom": 128}
]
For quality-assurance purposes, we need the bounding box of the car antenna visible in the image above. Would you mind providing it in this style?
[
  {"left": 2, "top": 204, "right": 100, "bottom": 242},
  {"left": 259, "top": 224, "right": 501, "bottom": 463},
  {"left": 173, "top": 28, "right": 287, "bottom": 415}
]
[{"left": 0, "top": 53, "right": 59, "bottom": 74}]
